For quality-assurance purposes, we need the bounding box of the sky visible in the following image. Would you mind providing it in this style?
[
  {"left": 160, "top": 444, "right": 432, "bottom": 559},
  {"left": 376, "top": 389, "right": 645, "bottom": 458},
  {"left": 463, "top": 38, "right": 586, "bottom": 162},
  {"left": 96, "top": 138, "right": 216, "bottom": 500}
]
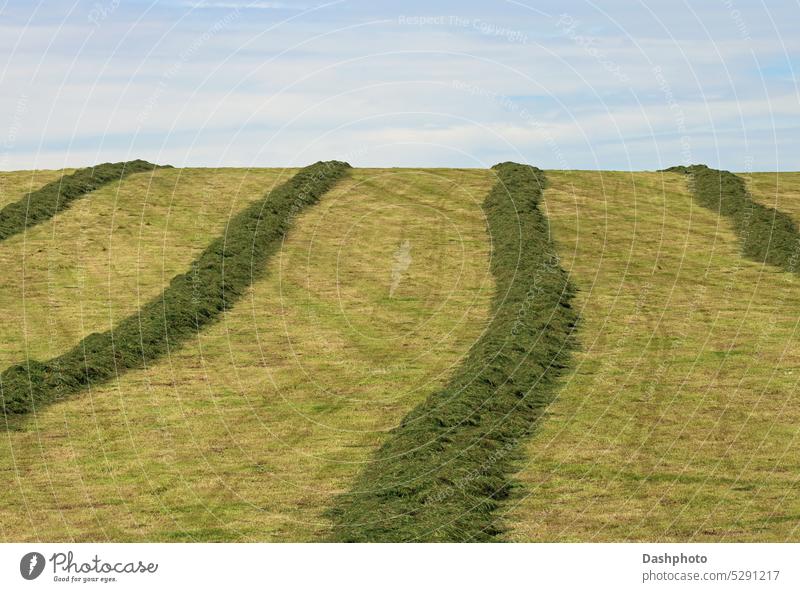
[{"left": 0, "top": 0, "right": 797, "bottom": 171}]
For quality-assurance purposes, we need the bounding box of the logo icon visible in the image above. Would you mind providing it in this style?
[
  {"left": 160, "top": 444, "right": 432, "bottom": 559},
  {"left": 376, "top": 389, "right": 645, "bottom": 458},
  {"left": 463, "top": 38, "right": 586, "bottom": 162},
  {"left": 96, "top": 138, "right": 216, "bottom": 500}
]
[{"left": 20, "top": 552, "right": 45, "bottom": 580}]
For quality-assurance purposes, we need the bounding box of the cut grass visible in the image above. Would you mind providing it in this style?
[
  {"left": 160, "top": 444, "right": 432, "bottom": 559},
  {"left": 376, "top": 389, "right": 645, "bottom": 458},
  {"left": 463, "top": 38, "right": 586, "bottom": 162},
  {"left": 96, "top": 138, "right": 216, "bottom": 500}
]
[
  {"left": 0, "top": 167, "right": 494, "bottom": 541},
  {"left": 503, "top": 171, "right": 800, "bottom": 541},
  {"left": 744, "top": 172, "right": 800, "bottom": 224},
  {"left": 0, "top": 161, "right": 164, "bottom": 242},
  {"left": 328, "top": 163, "right": 578, "bottom": 542},
  {"left": 0, "top": 161, "right": 349, "bottom": 417},
  {"left": 0, "top": 168, "right": 296, "bottom": 371},
  {"left": 0, "top": 169, "right": 75, "bottom": 209},
  {"left": 666, "top": 165, "right": 800, "bottom": 272}
]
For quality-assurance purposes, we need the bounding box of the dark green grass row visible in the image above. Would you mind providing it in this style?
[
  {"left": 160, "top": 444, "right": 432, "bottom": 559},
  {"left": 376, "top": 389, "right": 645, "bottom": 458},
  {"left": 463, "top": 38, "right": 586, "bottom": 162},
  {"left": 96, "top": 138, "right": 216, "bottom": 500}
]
[
  {"left": 667, "top": 164, "right": 800, "bottom": 271},
  {"left": 0, "top": 161, "right": 350, "bottom": 420},
  {"left": 327, "top": 162, "right": 579, "bottom": 542},
  {"left": 0, "top": 160, "right": 165, "bottom": 241}
]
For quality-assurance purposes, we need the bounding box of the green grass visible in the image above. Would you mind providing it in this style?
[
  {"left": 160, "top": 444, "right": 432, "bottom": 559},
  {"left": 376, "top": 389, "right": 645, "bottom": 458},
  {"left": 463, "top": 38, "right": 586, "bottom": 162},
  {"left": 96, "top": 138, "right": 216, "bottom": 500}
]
[
  {"left": 744, "top": 172, "right": 800, "bottom": 224},
  {"left": 0, "top": 169, "right": 75, "bottom": 209},
  {"left": 667, "top": 165, "right": 800, "bottom": 271},
  {"left": 0, "top": 167, "right": 296, "bottom": 370},
  {"left": 328, "top": 163, "right": 578, "bottom": 542},
  {"left": 3, "top": 163, "right": 800, "bottom": 543},
  {"left": 0, "top": 167, "right": 494, "bottom": 541},
  {"left": 0, "top": 161, "right": 349, "bottom": 418},
  {"left": 502, "top": 171, "right": 800, "bottom": 541},
  {"left": 0, "top": 161, "right": 164, "bottom": 242}
]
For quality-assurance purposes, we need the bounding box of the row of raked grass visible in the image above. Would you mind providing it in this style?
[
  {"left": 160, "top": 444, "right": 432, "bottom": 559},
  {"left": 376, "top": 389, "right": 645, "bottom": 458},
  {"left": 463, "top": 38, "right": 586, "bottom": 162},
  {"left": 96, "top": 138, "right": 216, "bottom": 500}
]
[
  {"left": 0, "top": 167, "right": 495, "bottom": 541},
  {"left": 666, "top": 165, "right": 800, "bottom": 272},
  {"left": 0, "top": 161, "right": 350, "bottom": 420},
  {"left": 327, "top": 163, "right": 579, "bottom": 542},
  {"left": 744, "top": 173, "right": 800, "bottom": 223},
  {"left": 0, "top": 161, "right": 164, "bottom": 242},
  {"left": 504, "top": 169, "right": 800, "bottom": 541},
  {"left": 0, "top": 169, "right": 75, "bottom": 209},
  {"left": 0, "top": 166, "right": 296, "bottom": 373},
  {"left": 2, "top": 160, "right": 799, "bottom": 542}
]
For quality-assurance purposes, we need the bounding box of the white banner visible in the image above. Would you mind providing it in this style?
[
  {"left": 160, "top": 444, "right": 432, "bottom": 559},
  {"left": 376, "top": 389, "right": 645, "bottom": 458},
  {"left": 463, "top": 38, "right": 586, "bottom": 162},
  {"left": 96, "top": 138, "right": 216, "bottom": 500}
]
[{"left": 0, "top": 543, "right": 797, "bottom": 591}]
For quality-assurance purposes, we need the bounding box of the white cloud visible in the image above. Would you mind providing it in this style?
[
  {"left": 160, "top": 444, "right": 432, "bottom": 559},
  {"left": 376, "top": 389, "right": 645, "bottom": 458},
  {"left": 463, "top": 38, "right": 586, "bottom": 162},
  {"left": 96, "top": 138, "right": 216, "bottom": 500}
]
[{"left": 179, "top": 1, "right": 308, "bottom": 9}]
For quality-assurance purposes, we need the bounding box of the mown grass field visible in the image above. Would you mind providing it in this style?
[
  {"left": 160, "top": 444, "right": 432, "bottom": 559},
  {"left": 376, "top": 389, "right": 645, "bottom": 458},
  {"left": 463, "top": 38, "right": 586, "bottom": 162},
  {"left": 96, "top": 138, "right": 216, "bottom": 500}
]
[
  {"left": 746, "top": 173, "right": 800, "bottom": 221},
  {"left": 328, "top": 163, "right": 578, "bottom": 542},
  {"left": 0, "top": 167, "right": 493, "bottom": 541},
  {"left": 0, "top": 167, "right": 291, "bottom": 369},
  {"left": 503, "top": 171, "right": 800, "bottom": 541},
  {"left": 3, "top": 164, "right": 800, "bottom": 542},
  {"left": 0, "top": 169, "right": 75, "bottom": 208}
]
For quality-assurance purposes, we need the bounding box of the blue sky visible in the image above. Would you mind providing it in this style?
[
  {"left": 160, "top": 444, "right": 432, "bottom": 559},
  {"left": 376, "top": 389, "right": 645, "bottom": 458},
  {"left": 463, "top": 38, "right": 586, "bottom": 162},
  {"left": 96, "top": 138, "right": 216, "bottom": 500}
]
[{"left": 0, "top": 0, "right": 797, "bottom": 170}]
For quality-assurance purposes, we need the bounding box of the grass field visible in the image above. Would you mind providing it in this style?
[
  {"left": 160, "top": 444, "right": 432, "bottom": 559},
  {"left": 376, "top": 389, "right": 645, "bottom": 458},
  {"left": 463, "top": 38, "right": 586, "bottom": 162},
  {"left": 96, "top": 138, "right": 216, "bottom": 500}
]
[
  {"left": 3, "top": 164, "right": 800, "bottom": 542},
  {"left": 329, "top": 164, "right": 578, "bottom": 542},
  {"left": 0, "top": 169, "right": 75, "bottom": 208},
  {"left": 0, "top": 167, "right": 494, "bottom": 541},
  {"left": 0, "top": 168, "right": 291, "bottom": 369},
  {"left": 746, "top": 173, "right": 800, "bottom": 222},
  {"left": 502, "top": 170, "right": 800, "bottom": 541}
]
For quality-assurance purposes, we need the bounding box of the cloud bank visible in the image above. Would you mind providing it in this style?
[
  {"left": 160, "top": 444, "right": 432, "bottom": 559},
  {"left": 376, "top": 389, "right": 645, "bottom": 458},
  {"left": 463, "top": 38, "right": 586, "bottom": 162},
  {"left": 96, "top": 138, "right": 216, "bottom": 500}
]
[{"left": 0, "top": 0, "right": 797, "bottom": 170}]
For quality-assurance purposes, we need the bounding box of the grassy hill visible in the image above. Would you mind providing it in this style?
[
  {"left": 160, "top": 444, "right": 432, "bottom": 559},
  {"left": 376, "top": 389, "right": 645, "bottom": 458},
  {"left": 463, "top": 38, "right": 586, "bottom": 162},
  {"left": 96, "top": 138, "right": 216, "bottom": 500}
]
[
  {"left": 0, "top": 167, "right": 493, "bottom": 541},
  {"left": 1, "top": 164, "right": 798, "bottom": 542},
  {"left": 503, "top": 170, "right": 800, "bottom": 541}
]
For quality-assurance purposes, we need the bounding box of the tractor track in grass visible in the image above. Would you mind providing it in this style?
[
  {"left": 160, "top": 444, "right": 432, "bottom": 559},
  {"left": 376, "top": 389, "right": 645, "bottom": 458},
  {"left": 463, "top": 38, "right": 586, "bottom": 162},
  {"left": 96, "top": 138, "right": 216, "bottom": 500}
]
[
  {"left": 0, "top": 160, "right": 166, "bottom": 242},
  {"left": 0, "top": 160, "right": 350, "bottom": 422},
  {"left": 327, "top": 162, "right": 579, "bottom": 542}
]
